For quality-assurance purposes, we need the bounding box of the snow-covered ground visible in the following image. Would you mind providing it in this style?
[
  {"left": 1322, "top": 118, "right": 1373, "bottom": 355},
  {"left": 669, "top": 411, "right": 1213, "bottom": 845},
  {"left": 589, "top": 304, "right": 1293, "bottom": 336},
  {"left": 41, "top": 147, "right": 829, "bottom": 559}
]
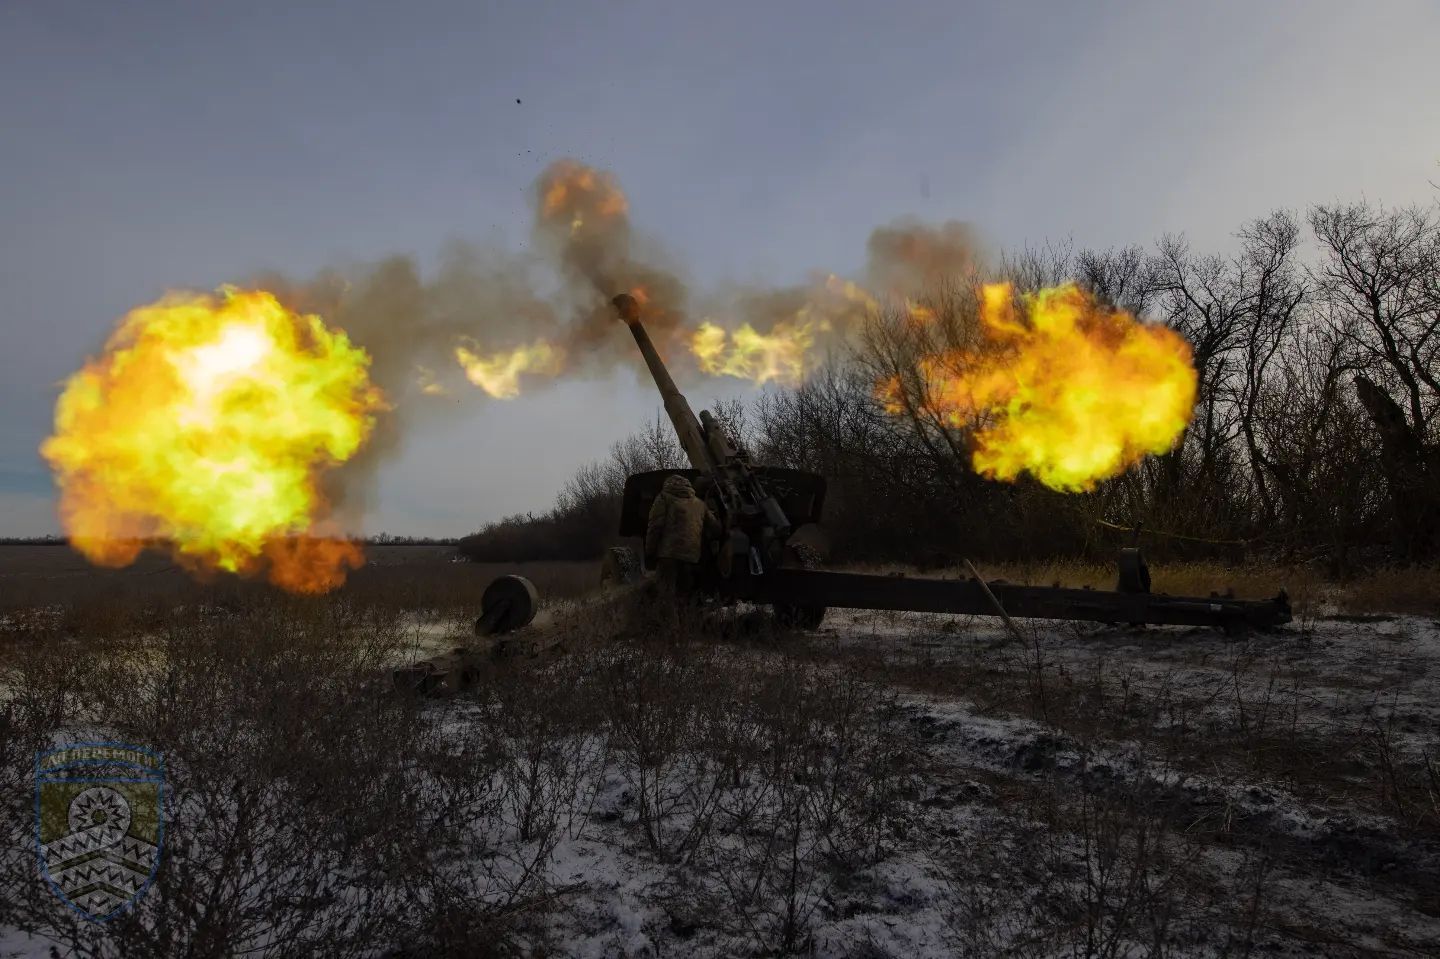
[
  {"left": 5, "top": 606, "right": 1439, "bottom": 956},
  {"left": 511, "top": 610, "right": 1440, "bottom": 956}
]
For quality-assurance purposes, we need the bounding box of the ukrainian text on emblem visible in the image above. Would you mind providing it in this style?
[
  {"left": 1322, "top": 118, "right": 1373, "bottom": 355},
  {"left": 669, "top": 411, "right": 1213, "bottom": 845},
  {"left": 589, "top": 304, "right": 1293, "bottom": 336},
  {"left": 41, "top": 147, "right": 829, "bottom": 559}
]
[{"left": 36, "top": 743, "right": 164, "bottom": 921}]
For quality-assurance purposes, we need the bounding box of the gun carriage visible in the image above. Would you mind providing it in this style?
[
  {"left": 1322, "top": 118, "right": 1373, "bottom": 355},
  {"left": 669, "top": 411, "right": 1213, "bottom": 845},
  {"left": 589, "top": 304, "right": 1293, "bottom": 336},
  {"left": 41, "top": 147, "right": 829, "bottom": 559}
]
[
  {"left": 605, "top": 291, "right": 1290, "bottom": 634},
  {"left": 396, "top": 291, "right": 1290, "bottom": 694}
]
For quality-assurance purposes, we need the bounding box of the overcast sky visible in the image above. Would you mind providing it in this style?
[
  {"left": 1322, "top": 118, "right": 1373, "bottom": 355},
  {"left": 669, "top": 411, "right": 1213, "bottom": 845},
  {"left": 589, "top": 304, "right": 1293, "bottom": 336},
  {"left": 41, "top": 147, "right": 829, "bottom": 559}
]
[{"left": 3, "top": 0, "right": 1438, "bottom": 538}]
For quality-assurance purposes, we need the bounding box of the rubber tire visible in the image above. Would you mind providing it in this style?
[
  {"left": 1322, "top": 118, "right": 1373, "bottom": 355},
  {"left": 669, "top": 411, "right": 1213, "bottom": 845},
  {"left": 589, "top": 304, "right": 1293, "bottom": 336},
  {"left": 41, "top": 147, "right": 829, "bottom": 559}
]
[{"left": 772, "top": 543, "right": 827, "bottom": 630}]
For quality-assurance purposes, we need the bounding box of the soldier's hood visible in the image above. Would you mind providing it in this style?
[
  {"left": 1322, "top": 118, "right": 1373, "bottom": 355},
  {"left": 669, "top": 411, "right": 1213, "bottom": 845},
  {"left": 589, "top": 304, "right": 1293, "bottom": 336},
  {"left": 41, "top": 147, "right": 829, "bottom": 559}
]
[{"left": 661, "top": 475, "right": 696, "bottom": 498}]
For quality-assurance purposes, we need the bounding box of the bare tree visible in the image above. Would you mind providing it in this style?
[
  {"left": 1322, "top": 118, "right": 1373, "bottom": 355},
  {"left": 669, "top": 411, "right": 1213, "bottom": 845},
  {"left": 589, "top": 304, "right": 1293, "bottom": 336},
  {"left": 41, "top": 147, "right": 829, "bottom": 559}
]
[
  {"left": 1310, "top": 202, "right": 1440, "bottom": 558},
  {"left": 1148, "top": 235, "right": 1248, "bottom": 511},
  {"left": 998, "top": 240, "right": 1075, "bottom": 292},
  {"left": 1231, "top": 211, "right": 1310, "bottom": 526},
  {"left": 1310, "top": 202, "right": 1440, "bottom": 434},
  {"left": 1076, "top": 244, "right": 1159, "bottom": 316}
]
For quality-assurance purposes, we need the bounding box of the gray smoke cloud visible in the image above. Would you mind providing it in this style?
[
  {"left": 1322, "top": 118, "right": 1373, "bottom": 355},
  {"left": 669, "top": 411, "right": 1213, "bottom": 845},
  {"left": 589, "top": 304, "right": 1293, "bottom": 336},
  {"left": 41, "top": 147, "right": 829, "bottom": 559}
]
[{"left": 248, "top": 159, "right": 983, "bottom": 520}]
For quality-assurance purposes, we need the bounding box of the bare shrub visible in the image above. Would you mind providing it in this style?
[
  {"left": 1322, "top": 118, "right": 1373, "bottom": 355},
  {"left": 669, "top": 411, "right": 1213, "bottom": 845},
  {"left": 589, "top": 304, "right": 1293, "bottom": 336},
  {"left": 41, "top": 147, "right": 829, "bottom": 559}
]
[
  {"left": 699, "top": 660, "right": 906, "bottom": 953},
  {"left": 597, "top": 642, "right": 719, "bottom": 860},
  {"left": 0, "top": 600, "right": 538, "bottom": 958},
  {"left": 945, "top": 756, "right": 1277, "bottom": 958}
]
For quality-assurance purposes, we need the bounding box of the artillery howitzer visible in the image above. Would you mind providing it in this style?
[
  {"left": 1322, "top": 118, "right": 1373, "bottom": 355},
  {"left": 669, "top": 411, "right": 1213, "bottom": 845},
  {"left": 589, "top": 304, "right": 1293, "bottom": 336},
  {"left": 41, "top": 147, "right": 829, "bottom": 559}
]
[
  {"left": 394, "top": 292, "right": 1290, "bottom": 694},
  {"left": 606, "top": 291, "right": 1291, "bottom": 633}
]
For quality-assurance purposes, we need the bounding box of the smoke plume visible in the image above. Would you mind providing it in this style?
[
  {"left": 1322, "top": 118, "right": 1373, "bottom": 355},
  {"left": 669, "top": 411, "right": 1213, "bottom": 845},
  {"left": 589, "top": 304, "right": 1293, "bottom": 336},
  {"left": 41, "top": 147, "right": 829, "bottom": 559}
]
[{"left": 248, "top": 159, "right": 983, "bottom": 516}]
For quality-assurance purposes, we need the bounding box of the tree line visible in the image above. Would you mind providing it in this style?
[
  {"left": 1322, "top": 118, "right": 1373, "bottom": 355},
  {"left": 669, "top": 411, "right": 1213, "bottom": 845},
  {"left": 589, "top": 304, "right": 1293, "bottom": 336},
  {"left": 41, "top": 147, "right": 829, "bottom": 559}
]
[{"left": 459, "top": 199, "right": 1440, "bottom": 573}]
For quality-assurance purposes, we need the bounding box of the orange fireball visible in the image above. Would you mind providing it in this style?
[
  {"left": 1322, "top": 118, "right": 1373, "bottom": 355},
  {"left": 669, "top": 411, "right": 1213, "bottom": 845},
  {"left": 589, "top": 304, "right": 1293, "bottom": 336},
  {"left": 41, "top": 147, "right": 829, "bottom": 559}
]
[
  {"left": 40, "top": 288, "right": 385, "bottom": 592},
  {"left": 882, "top": 282, "right": 1196, "bottom": 491},
  {"left": 539, "top": 160, "right": 629, "bottom": 233}
]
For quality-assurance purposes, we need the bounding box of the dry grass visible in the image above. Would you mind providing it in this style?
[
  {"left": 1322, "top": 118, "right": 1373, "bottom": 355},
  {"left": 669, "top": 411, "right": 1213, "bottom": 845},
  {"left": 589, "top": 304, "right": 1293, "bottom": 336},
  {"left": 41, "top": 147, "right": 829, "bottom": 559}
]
[
  {"left": 1339, "top": 565, "right": 1440, "bottom": 616},
  {"left": 0, "top": 545, "right": 596, "bottom": 646}
]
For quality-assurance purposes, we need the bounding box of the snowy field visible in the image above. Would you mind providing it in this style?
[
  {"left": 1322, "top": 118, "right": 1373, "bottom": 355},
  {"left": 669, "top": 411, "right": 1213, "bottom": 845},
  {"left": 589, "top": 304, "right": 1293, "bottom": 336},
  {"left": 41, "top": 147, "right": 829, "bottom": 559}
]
[{"left": 3, "top": 588, "right": 1439, "bottom": 957}]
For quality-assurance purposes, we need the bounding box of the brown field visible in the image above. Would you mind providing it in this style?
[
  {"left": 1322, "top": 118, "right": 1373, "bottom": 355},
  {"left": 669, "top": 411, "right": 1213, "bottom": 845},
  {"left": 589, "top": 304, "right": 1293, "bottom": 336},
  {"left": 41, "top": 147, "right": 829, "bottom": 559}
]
[
  {"left": 0, "top": 544, "right": 595, "bottom": 638},
  {"left": 3, "top": 544, "right": 1434, "bottom": 626}
]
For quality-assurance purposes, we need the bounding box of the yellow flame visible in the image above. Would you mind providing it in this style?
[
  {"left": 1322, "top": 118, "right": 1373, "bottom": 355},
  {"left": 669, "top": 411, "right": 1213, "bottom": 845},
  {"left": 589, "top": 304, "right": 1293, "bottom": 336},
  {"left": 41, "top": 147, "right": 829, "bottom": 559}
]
[
  {"left": 684, "top": 274, "right": 887, "bottom": 386},
  {"left": 881, "top": 282, "right": 1196, "bottom": 491},
  {"left": 455, "top": 339, "right": 563, "bottom": 399},
  {"left": 824, "top": 274, "right": 879, "bottom": 313},
  {"left": 690, "top": 315, "right": 820, "bottom": 386},
  {"left": 40, "top": 288, "right": 384, "bottom": 592}
]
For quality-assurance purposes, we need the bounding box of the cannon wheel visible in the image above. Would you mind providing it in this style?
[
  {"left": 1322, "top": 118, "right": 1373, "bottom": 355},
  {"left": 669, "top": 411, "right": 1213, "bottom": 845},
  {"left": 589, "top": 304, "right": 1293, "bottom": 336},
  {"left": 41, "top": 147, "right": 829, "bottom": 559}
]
[
  {"left": 475, "top": 574, "right": 539, "bottom": 636},
  {"left": 772, "top": 543, "right": 827, "bottom": 630}
]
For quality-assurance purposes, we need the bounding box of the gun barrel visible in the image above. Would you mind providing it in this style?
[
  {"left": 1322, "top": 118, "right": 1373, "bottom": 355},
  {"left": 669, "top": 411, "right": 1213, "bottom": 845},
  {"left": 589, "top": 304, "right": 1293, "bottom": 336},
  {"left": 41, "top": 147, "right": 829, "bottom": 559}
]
[{"left": 612, "top": 293, "right": 711, "bottom": 470}]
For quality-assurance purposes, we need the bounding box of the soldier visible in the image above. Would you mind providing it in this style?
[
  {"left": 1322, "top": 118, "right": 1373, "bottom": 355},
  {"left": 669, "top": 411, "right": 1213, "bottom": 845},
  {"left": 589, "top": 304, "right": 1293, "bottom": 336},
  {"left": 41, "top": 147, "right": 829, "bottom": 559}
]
[{"left": 645, "top": 474, "right": 721, "bottom": 616}]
